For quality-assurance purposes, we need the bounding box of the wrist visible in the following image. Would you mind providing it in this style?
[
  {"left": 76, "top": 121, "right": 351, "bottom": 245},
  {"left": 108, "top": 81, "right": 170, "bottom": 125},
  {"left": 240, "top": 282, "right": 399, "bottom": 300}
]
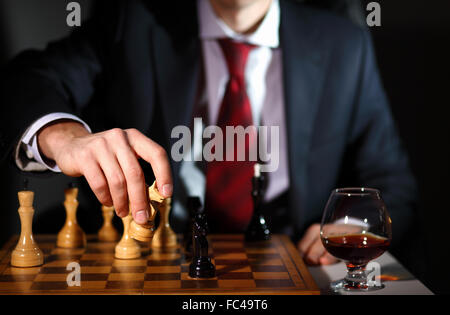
[{"left": 37, "top": 120, "right": 89, "bottom": 160}]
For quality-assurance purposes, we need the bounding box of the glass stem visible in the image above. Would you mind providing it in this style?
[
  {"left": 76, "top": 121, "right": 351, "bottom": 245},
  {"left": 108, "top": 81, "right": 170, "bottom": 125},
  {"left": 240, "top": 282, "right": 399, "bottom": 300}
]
[{"left": 344, "top": 264, "right": 368, "bottom": 290}]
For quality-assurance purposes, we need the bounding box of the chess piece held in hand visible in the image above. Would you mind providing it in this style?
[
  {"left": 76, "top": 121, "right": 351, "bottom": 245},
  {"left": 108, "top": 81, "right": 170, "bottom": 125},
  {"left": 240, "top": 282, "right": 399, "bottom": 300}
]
[
  {"left": 189, "top": 210, "right": 215, "bottom": 278},
  {"left": 245, "top": 164, "right": 271, "bottom": 242},
  {"left": 11, "top": 190, "right": 44, "bottom": 267},
  {"left": 152, "top": 198, "right": 177, "bottom": 248},
  {"left": 98, "top": 205, "right": 120, "bottom": 242},
  {"left": 57, "top": 186, "right": 86, "bottom": 248},
  {"left": 129, "top": 181, "right": 162, "bottom": 242},
  {"left": 115, "top": 213, "right": 141, "bottom": 259}
]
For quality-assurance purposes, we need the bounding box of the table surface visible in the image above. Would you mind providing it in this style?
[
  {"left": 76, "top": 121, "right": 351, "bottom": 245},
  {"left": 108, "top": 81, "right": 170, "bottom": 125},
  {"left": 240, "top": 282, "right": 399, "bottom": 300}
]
[
  {"left": 0, "top": 234, "right": 319, "bottom": 295},
  {"left": 308, "top": 252, "right": 433, "bottom": 295}
]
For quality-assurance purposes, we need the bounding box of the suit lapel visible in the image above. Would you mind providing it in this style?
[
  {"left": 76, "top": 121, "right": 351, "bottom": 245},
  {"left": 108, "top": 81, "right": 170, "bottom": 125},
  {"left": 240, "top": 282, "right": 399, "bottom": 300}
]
[
  {"left": 280, "top": 0, "right": 328, "bottom": 231},
  {"left": 150, "top": 3, "right": 201, "bottom": 178}
]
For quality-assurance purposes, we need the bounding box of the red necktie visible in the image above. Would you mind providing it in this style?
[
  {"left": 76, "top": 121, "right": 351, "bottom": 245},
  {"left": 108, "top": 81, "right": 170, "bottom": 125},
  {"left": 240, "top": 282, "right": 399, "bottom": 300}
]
[{"left": 205, "top": 38, "right": 257, "bottom": 232}]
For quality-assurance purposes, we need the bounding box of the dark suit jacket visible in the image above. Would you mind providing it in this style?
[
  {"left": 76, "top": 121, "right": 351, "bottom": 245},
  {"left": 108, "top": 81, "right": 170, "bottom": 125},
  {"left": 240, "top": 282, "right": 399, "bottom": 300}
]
[{"left": 0, "top": 0, "right": 417, "bottom": 247}]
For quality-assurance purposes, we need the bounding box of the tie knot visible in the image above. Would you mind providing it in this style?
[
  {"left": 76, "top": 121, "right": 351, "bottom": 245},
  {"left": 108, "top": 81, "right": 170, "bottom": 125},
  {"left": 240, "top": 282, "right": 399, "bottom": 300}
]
[{"left": 218, "top": 38, "right": 255, "bottom": 78}]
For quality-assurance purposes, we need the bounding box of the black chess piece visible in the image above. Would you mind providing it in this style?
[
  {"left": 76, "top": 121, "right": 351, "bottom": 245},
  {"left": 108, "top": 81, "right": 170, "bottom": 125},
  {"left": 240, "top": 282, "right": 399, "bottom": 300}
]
[
  {"left": 245, "top": 164, "right": 271, "bottom": 242},
  {"left": 184, "top": 197, "right": 203, "bottom": 253},
  {"left": 188, "top": 210, "right": 215, "bottom": 278}
]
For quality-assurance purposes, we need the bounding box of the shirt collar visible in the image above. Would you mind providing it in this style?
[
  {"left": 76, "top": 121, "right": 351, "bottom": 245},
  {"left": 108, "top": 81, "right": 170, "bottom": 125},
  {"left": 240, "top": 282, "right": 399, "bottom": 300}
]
[{"left": 198, "top": 0, "right": 280, "bottom": 48}]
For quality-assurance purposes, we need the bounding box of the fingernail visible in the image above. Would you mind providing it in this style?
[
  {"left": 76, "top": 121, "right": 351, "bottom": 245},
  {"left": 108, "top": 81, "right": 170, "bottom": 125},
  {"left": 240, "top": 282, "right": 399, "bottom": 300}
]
[
  {"left": 118, "top": 210, "right": 128, "bottom": 218},
  {"left": 162, "top": 184, "right": 173, "bottom": 197},
  {"left": 135, "top": 210, "right": 148, "bottom": 224}
]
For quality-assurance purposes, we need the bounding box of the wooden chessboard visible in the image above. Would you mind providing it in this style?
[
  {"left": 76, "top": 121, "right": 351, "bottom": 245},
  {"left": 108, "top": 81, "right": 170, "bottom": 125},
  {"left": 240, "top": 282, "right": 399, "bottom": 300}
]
[{"left": 0, "top": 234, "right": 319, "bottom": 295}]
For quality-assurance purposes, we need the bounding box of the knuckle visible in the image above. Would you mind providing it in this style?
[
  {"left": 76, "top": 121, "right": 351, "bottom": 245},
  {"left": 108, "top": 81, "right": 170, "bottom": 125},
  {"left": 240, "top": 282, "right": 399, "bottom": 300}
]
[
  {"left": 110, "top": 172, "right": 126, "bottom": 190},
  {"left": 91, "top": 180, "right": 108, "bottom": 195},
  {"left": 153, "top": 145, "right": 168, "bottom": 159},
  {"left": 126, "top": 128, "right": 140, "bottom": 136},
  {"left": 130, "top": 200, "right": 148, "bottom": 212},
  {"left": 307, "top": 224, "right": 319, "bottom": 235},
  {"left": 92, "top": 136, "right": 108, "bottom": 149},
  {"left": 108, "top": 128, "right": 125, "bottom": 139},
  {"left": 298, "top": 242, "right": 306, "bottom": 250},
  {"left": 79, "top": 148, "right": 93, "bottom": 162},
  {"left": 127, "top": 165, "right": 144, "bottom": 181},
  {"left": 115, "top": 206, "right": 128, "bottom": 217},
  {"left": 97, "top": 194, "right": 111, "bottom": 205},
  {"left": 311, "top": 246, "right": 323, "bottom": 258},
  {"left": 116, "top": 199, "right": 129, "bottom": 213}
]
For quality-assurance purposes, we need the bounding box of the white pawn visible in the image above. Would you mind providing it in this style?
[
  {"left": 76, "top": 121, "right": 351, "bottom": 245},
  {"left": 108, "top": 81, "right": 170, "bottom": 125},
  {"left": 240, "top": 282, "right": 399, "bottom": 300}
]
[
  {"left": 115, "top": 213, "right": 141, "bottom": 259},
  {"left": 152, "top": 198, "right": 177, "bottom": 248},
  {"left": 57, "top": 187, "right": 86, "bottom": 248},
  {"left": 98, "top": 205, "right": 120, "bottom": 242},
  {"left": 11, "top": 190, "right": 44, "bottom": 267}
]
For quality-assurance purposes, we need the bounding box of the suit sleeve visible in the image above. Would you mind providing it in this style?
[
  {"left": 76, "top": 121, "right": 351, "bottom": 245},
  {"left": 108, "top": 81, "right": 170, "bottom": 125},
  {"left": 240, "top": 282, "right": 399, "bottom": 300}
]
[
  {"left": 344, "top": 30, "right": 418, "bottom": 247},
  {"left": 0, "top": 2, "right": 123, "bottom": 164}
]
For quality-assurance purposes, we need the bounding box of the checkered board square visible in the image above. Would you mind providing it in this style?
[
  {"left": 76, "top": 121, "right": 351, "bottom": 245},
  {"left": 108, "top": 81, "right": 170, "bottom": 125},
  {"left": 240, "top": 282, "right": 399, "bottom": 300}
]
[{"left": 0, "top": 234, "right": 319, "bottom": 294}]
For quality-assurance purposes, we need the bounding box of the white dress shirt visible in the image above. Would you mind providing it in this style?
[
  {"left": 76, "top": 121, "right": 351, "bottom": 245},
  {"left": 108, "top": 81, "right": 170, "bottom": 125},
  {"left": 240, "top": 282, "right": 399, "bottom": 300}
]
[
  {"left": 181, "top": 0, "right": 289, "bottom": 202},
  {"left": 16, "top": 0, "right": 289, "bottom": 202}
]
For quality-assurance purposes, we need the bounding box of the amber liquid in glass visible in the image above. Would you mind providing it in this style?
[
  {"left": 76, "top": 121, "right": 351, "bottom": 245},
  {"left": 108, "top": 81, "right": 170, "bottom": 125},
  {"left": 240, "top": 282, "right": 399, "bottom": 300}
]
[{"left": 322, "top": 233, "right": 390, "bottom": 266}]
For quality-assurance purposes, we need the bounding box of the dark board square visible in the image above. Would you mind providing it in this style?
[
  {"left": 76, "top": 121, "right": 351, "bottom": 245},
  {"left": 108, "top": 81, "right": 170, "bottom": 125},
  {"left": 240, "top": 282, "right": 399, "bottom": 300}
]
[
  {"left": 209, "top": 235, "right": 244, "bottom": 242},
  {"left": 45, "top": 254, "right": 82, "bottom": 264},
  {"left": 152, "top": 248, "right": 180, "bottom": 254},
  {"left": 147, "top": 259, "right": 181, "bottom": 266},
  {"left": 41, "top": 248, "right": 54, "bottom": 255},
  {"left": 216, "top": 264, "right": 251, "bottom": 274},
  {"left": 33, "top": 235, "right": 54, "bottom": 242},
  {"left": 30, "top": 281, "right": 69, "bottom": 290},
  {"left": 84, "top": 247, "right": 114, "bottom": 254},
  {"left": 245, "top": 242, "right": 275, "bottom": 249},
  {"left": 145, "top": 273, "right": 180, "bottom": 281},
  {"left": 111, "top": 266, "right": 146, "bottom": 273},
  {"left": 212, "top": 248, "right": 246, "bottom": 254},
  {"left": 40, "top": 267, "right": 68, "bottom": 274},
  {"left": 246, "top": 253, "right": 280, "bottom": 260},
  {"left": 217, "top": 272, "right": 253, "bottom": 280},
  {"left": 0, "top": 274, "right": 36, "bottom": 282},
  {"left": 80, "top": 260, "right": 114, "bottom": 267},
  {"left": 181, "top": 280, "right": 218, "bottom": 289},
  {"left": 105, "top": 281, "right": 144, "bottom": 290},
  {"left": 250, "top": 265, "right": 287, "bottom": 272},
  {"left": 81, "top": 273, "right": 109, "bottom": 281},
  {"left": 255, "top": 279, "right": 295, "bottom": 288},
  {"left": 214, "top": 259, "right": 249, "bottom": 266}
]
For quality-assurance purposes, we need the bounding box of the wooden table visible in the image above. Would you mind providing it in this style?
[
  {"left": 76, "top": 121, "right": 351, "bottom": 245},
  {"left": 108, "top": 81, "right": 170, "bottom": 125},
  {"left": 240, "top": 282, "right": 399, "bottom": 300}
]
[{"left": 0, "top": 234, "right": 319, "bottom": 295}]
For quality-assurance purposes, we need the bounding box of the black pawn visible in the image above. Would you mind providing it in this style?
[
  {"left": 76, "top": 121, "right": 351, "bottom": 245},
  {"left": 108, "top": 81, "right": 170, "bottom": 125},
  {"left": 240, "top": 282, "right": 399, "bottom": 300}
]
[
  {"left": 245, "top": 165, "right": 271, "bottom": 242},
  {"left": 184, "top": 196, "right": 203, "bottom": 253},
  {"left": 22, "top": 178, "right": 29, "bottom": 190},
  {"left": 188, "top": 210, "right": 215, "bottom": 278}
]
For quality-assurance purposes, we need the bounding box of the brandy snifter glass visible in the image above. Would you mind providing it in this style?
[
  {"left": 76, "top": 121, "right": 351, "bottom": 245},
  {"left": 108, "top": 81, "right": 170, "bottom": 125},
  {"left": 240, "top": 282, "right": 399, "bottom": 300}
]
[{"left": 320, "top": 188, "right": 392, "bottom": 291}]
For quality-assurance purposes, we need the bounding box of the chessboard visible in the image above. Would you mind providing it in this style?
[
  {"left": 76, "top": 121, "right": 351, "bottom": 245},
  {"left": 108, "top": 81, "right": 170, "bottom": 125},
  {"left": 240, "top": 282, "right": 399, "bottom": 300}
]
[{"left": 0, "top": 234, "right": 319, "bottom": 295}]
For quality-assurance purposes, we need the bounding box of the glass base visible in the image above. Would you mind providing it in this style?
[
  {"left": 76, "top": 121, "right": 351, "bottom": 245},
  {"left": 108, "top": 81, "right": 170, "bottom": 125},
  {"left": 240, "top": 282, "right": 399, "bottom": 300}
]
[
  {"left": 328, "top": 263, "right": 385, "bottom": 292},
  {"left": 330, "top": 279, "right": 385, "bottom": 292}
]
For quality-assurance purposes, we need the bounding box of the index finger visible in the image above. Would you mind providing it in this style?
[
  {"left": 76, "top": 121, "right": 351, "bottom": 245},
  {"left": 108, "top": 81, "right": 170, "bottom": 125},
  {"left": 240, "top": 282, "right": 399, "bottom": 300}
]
[{"left": 125, "top": 128, "right": 173, "bottom": 198}]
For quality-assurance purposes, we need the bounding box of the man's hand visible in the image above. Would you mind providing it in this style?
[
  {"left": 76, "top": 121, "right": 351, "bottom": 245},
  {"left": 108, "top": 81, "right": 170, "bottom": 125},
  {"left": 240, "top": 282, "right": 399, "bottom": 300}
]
[
  {"left": 37, "top": 121, "right": 173, "bottom": 225},
  {"left": 297, "top": 224, "right": 339, "bottom": 265}
]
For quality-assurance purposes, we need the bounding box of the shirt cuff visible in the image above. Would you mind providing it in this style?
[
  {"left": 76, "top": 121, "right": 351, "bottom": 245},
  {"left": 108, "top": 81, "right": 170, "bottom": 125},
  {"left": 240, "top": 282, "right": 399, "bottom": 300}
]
[{"left": 16, "top": 113, "right": 92, "bottom": 172}]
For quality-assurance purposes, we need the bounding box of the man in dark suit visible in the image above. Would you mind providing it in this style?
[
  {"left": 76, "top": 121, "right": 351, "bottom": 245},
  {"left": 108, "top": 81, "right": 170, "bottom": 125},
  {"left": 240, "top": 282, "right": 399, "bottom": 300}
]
[{"left": 0, "top": 0, "right": 416, "bottom": 265}]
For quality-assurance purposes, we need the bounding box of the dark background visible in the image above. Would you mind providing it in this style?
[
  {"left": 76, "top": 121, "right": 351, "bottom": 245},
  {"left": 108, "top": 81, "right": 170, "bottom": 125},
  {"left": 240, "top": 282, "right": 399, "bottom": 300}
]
[{"left": 0, "top": 0, "right": 449, "bottom": 294}]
